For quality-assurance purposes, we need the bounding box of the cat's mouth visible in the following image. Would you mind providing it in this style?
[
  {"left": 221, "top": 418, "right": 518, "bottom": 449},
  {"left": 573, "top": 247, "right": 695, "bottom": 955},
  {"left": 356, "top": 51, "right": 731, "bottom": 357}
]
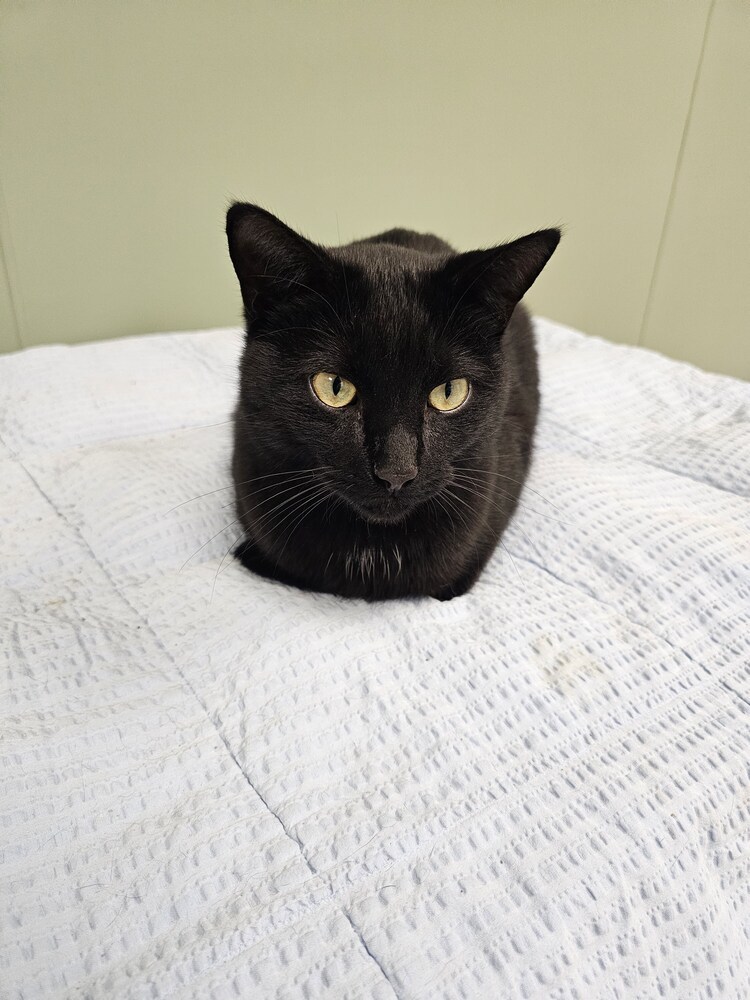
[{"left": 343, "top": 490, "right": 424, "bottom": 525}]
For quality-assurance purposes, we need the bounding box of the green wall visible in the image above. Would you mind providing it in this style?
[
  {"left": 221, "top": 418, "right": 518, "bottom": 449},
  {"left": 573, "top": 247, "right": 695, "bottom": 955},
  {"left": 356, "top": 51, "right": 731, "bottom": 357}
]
[{"left": 1, "top": 1, "right": 747, "bottom": 379}]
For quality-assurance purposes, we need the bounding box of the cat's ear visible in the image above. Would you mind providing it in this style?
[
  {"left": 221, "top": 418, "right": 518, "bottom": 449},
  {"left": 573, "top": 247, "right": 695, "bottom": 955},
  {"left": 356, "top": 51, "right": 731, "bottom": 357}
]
[
  {"left": 226, "top": 203, "right": 330, "bottom": 319},
  {"left": 444, "top": 229, "right": 561, "bottom": 321}
]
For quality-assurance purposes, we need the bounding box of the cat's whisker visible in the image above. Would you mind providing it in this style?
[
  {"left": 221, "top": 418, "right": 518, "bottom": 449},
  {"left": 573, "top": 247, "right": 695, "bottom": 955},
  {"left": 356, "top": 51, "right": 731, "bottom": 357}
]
[
  {"left": 450, "top": 474, "right": 570, "bottom": 525},
  {"left": 235, "top": 465, "right": 331, "bottom": 487},
  {"left": 234, "top": 472, "right": 329, "bottom": 511},
  {"left": 275, "top": 489, "right": 334, "bottom": 565},
  {"left": 430, "top": 492, "right": 456, "bottom": 537},
  {"left": 260, "top": 490, "right": 329, "bottom": 560},
  {"left": 210, "top": 528, "right": 247, "bottom": 602},
  {"left": 443, "top": 484, "right": 493, "bottom": 530},
  {"left": 446, "top": 481, "right": 511, "bottom": 527},
  {"left": 449, "top": 476, "right": 516, "bottom": 513},
  {"left": 248, "top": 484, "right": 329, "bottom": 549},
  {"left": 168, "top": 419, "right": 234, "bottom": 434},
  {"left": 435, "top": 488, "right": 470, "bottom": 535},
  {"left": 167, "top": 466, "right": 330, "bottom": 514},
  {"left": 449, "top": 483, "right": 528, "bottom": 531},
  {"left": 229, "top": 472, "right": 324, "bottom": 509},
  {"left": 218, "top": 529, "right": 250, "bottom": 579},
  {"left": 193, "top": 482, "right": 325, "bottom": 577},
  {"left": 179, "top": 517, "right": 242, "bottom": 572},
  {"left": 453, "top": 465, "right": 561, "bottom": 511},
  {"left": 505, "top": 514, "right": 546, "bottom": 566},
  {"left": 248, "top": 482, "right": 326, "bottom": 539},
  {"left": 446, "top": 489, "right": 523, "bottom": 582},
  {"left": 456, "top": 483, "right": 544, "bottom": 562},
  {"left": 324, "top": 492, "right": 346, "bottom": 525},
  {"left": 166, "top": 485, "right": 234, "bottom": 513},
  {"left": 500, "top": 539, "right": 522, "bottom": 582},
  {"left": 446, "top": 481, "right": 557, "bottom": 581}
]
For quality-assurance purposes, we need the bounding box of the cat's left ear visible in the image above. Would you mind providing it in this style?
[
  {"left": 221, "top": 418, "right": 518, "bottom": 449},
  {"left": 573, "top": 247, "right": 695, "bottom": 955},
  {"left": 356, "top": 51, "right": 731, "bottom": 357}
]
[
  {"left": 226, "top": 202, "right": 331, "bottom": 320},
  {"left": 443, "top": 228, "right": 561, "bottom": 321}
]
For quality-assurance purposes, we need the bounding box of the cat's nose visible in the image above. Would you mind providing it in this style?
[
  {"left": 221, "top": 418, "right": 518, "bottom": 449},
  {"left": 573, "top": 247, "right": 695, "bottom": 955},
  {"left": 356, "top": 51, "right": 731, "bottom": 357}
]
[{"left": 373, "top": 464, "right": 418, "bottom": 492}]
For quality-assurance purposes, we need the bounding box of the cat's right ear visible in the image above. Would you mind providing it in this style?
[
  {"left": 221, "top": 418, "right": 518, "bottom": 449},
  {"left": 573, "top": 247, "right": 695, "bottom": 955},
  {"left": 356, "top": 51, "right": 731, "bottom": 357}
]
[{"left": 226, "top": 203, "right": 329, "bottom": 321}]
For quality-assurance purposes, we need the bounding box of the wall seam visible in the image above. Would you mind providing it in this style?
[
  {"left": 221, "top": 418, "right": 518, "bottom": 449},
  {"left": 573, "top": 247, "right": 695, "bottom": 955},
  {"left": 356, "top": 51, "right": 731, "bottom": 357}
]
[
  {"left": 0, "top": 172, "right": 23, "bottom": 351},
  {"left": 637, "top": 0, "right": 716, "bottom": 347}
]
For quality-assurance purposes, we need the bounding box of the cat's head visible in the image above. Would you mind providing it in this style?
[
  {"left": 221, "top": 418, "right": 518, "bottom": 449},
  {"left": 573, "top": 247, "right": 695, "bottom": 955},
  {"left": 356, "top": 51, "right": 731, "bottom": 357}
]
[{"left": 227, "top": 203, "right": 559, "bottom": 525}]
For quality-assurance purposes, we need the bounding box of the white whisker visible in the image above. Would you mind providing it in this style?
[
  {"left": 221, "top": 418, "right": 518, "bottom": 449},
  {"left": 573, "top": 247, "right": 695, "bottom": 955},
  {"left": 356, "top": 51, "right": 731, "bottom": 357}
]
[
  {"left": 453, "top": 465, "right": 561, "bottom": 511},
  {"left": 180, "top": 517, "right": 242, "bottom": 572},
  {"left": 167, "top": 465, "right": 330, "bottom": 514},
  {"left": 275, "top": 490, "right": 333, "bottom": 565},
  {"left": 249, "top": 483, "right": 326, "bottom": 543},
  {"left": 450, "top": 474, "right": 569, "bottom": 526}
]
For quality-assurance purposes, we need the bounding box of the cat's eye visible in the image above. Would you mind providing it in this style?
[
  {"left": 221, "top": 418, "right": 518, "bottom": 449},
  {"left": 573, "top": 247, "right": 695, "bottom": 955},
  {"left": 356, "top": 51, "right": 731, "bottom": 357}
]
[
  {"left": 429, "top": 378, "right": 470, "bottom": 412},
  {"left": 311, "top": 371, "right": 357, "bottom": 408}
]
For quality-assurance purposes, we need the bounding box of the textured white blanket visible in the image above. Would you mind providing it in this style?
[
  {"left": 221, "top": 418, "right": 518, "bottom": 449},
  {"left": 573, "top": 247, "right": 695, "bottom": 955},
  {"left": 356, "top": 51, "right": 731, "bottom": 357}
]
[{"left": 1, "top": 319, "right": 749, "bottom": 999}]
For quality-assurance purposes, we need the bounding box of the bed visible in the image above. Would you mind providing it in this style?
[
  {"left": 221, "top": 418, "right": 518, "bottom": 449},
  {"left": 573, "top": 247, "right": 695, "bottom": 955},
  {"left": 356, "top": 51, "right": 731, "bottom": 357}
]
[{"left": 1, "top": 318, "right": 749, "bottom": 999}]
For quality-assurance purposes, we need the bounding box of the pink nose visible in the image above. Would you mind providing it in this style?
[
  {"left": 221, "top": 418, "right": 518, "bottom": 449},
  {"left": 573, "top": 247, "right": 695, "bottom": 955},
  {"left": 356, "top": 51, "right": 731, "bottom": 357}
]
[{"left": 373, "top": 465, "right": 418, "bottom": 492}]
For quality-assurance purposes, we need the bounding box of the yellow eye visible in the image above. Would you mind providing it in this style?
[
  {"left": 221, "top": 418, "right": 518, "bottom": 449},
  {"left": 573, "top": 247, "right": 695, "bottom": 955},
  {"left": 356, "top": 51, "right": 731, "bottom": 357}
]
[
  {"left": 429, "top": 378, "right": 470, "bottom": 411},
  {"left": 311, "top": 371, "right": 357, "bottom": 408}
]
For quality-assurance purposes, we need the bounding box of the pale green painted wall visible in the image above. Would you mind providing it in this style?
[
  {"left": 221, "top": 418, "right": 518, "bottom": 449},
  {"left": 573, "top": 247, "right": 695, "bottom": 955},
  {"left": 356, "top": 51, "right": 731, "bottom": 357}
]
[
  {"left": 0, "top": 260, "right": 21, "bottom": 354},
  {"left": 640, "top": 0, "right": 750, "bottom": 379},
  {"left": 0, "top": 181, "right": 22, "bottom": 352},
  {"left": 0, "top": 0, "right": 746, "bottom": 379}
]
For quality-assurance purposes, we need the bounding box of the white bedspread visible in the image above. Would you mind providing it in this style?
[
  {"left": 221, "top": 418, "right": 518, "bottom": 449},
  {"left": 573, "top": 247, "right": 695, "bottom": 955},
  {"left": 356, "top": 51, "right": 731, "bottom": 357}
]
[{"left": 1, "top": 319, "right": 749, "bottom": 999}]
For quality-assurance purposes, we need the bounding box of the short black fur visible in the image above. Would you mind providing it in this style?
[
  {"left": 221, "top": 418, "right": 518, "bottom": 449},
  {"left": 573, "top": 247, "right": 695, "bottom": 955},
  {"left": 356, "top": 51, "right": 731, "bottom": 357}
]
[{"left": 226, "top": 204, "right": 560, "bottom": 600}]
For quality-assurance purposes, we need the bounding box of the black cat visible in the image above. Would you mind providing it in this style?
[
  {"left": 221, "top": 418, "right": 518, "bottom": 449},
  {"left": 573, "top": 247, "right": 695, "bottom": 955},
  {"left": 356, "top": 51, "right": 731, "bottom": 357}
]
[{"left": 226, "top": 204, "right": 559, "bottom": 600}]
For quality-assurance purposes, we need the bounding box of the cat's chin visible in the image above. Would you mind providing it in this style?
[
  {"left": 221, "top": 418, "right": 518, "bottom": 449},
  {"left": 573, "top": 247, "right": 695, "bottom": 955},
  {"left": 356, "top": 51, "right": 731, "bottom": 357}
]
[
  {"left": 358, "top": 509, "right": 411, "bottom": 526},
  {"left": 345, "top": 495, "right": 418, "bottom": 526}
]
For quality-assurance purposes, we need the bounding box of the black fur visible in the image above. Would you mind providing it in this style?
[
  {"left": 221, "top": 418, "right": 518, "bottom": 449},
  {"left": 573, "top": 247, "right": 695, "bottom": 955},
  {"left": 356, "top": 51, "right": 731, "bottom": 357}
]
[{"left": 226, "top": 203, "right": 560, "bottom": 600}]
